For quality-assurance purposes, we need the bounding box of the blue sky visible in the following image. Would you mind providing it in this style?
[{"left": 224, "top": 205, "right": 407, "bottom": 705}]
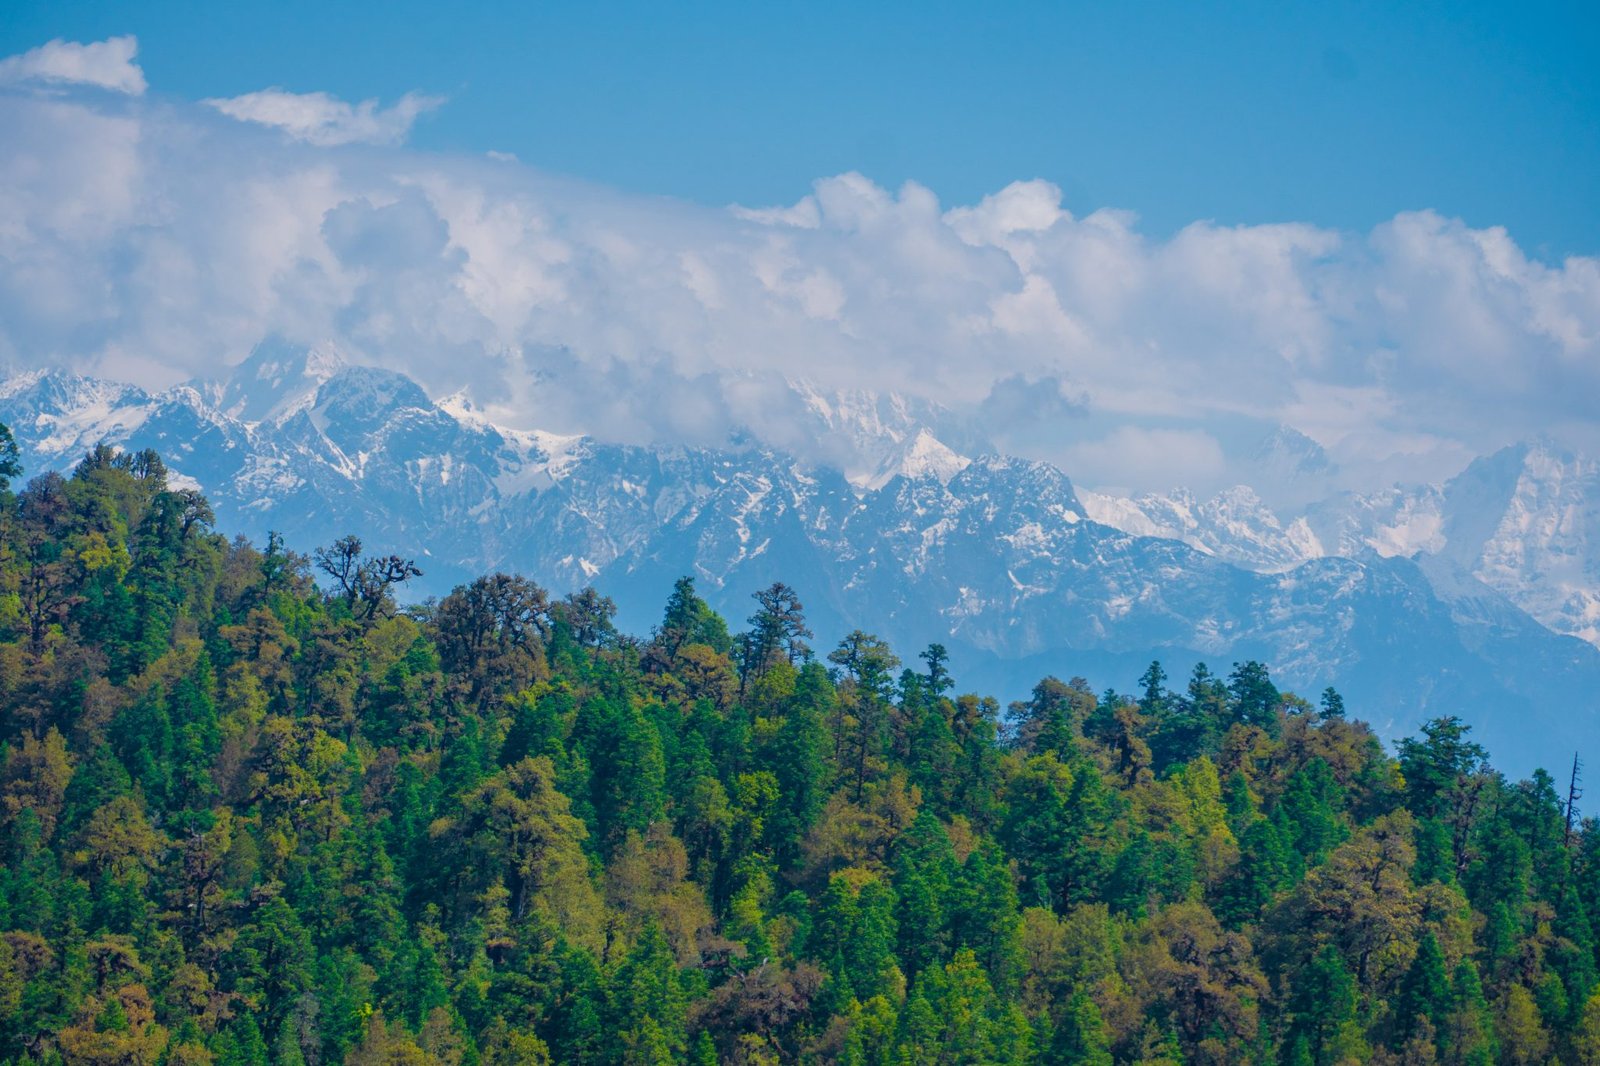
[
  {"left": 4, "top": 0, "right": 1597, "bottom": 256},
  {"left": 1, "top": 5, "right": 1598, "bottom": 497}
]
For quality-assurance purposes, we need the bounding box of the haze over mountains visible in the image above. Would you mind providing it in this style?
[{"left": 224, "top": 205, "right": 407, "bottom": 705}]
[{"left": 3, "top": 341, "right": 1597, "bottom": 775}]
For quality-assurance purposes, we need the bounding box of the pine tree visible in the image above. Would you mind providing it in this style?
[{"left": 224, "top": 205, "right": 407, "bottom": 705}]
[
  {"left": 1047, "top": 990, "right": 1112, "bottom": 1065},
  {"left": 1497, "top": 983, "right": 1550, "bottom": 1065},
  {"left": 1442, "top": 959, "right": 1498, "bottom": 1065},
  {"left": 690, "top": 1029, "right": 719, "bottom": 1066},
  {"left": 216, "top": 1014, "right": 271, "bottom": 1066},
  {"left": 1395, "top": 928, "right": 1459, "bottom": 1043},
  {"left": 607, "top": 924, "right": 689, "bottom": 1064},
  {"left": 1227, "top": 660, "right": 1280, "bottom": 734},
  {"left": 1288, "top": 944, "right": 1366, "bottom": 1065},
  {"left": 892, "top": 812, "right": 956, "bottom": 980}
]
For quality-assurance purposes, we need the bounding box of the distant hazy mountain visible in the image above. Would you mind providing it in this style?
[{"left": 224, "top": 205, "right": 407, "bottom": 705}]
[
  {"left": 3, "top": 346, "right": 1597, "bottom": 774},
  {"left": 1085, "top": 439, "right": 1600, "bottom": 652}
]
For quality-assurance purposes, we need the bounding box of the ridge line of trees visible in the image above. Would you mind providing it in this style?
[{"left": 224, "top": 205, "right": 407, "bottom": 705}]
[{"left": 0, "top": 436, "right": 1597, "bottom": 1065}]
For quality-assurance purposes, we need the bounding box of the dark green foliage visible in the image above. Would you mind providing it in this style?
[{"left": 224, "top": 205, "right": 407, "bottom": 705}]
[
  {"left": 0, "top": 434, "right": 1596, "bottom": 1065},
  {"left": 1278, "top": 758, "right": 1348, "bottom": 865},
  {"left": 1286, "top": 945, "right": 1362, "bottom": 1065},
  {"left": 1398, "top": 715, "right": 1488, "bottom": 819},
  {"left": 1215, "top": 813, "right": 1296, "bottom": 925},
  {"left": 657, "top": 576, "right": 732, "bottom": 656},
  {"left": 1228, "top": 659, "right": 1281, "bottom": 734},
  {"left": 0, "top": 420, "right": 20, "bottom": 492},
  {"left": 1047, "top": 991, "right": 1112, "bottom": 1065},
  {"left": 1390, "top": 932, "right": 1450, "bottom": 1051}
]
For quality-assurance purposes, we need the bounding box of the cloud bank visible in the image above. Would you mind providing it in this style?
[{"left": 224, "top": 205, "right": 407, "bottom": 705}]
[{"left": 1, "top": 38, "right": 1597, "bottom": 498}]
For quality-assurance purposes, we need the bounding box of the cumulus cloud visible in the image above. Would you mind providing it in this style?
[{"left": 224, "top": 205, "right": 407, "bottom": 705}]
[
  {"left": 0, "top": 35, "right": 147, "bottom": 95},
  {"left": 204, "top": 88, "right": 443, "bottom": 146},
  {"left": 0, "top": 78, "right": 1597, "bottom": 498}
]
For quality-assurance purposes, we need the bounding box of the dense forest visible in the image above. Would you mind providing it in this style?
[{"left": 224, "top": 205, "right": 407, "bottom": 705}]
[{"left": 0, "top": 435, "right": 1598, "bottom": 1066}]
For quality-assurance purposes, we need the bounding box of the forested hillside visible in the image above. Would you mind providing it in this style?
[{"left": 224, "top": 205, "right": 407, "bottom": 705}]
[
  {"left": 1, "top": 437, "right": 1598, "bottom": 1066},
  {"left": 10, "top": 365, "right": 1600, "bottom": 782}
]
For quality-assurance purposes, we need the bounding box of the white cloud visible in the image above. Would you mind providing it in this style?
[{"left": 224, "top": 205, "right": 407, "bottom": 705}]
[
  {"left": 986, "top": 274, "right": 1085, "bottom": 346},
  {"left": 204, "top": 89, "right": 443, "bottom": 146},
  {"left": 946, "top": 179, "right": 1070, "bottom": 250},
  {"left": 1062, "top": 426, "right": 1229, "bottom": 493},
  {"left": 1, "top": 86, "right": 1597, "bottom": 496},
  {"left": 731, "top": 197, "right": 820, "bottom": 228},
  {"left": 0, "top": 35, "right": 147, "bottom": 95}
]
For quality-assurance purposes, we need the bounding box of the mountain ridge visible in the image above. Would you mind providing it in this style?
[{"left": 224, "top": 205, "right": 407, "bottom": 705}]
[{"left": 3, "top": 349, "right": 1597, "bottom": 773}]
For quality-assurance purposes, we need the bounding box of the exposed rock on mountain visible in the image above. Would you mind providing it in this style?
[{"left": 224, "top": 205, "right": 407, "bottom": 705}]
[{"left": 3, "top": 350, "right": 1596, "bottom": 773}]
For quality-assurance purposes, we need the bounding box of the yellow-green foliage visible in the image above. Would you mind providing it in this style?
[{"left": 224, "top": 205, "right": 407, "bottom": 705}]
[{"left": 0, "top": 441, "right": 1595, "bottom": 1066}]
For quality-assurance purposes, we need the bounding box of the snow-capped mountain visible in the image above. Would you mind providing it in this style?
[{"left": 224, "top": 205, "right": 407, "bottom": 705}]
[
  {"left": 2, "top": 352, "right": 1596, "bottom": 775},
  {"left": 1090, "top": 439, "right": 1600, "bottom": 653},
  {"left": 1094, "top": 438, "right": 1600, "bottom": 653},
  {"left": 201, "top": 336, "right": 349, "bottom": 425},
  {"left": 1417, "top": 442, "right": 1599, "bottom": 649},
  {"left": 0, "top": 371, "right": 161, "bottom": 460},
  {"left": 785, "top": 382, "right": 991, "bottom": 489},
  {"left": 1078, "top": 485, "right": 1322, "bottom": 573}
]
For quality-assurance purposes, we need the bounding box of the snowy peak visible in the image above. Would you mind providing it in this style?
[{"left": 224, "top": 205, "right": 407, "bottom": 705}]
[
  {"left": 862, "top": 427, "right": 971, "bottom": 489},
  {"left": 792, "top": 382, "right": 943, "bottom": 442},
  {"left": 209, "top": 337, "right": 348, "bottom": 425},
  {"left": 1439, "top": 440, "right": 1592, "bottom": 562},
  {"left": 954, "top": 455, "right": 1085, "bottom": 520},
  {"left": 1287, "top": 440, "right": 1600, "bottom": 648},
  {"left": 1251, "top": 424, "right": 1334, "bottom": 477},
  {"left": 3, "top": 363, "right": 1600, "bottom": 770},
  {"left": 1442, "top": 441, "right": 1600, "bottom": 646},
  {"left": 0, "top": 369, "right": 156, "bottom": 458},
  {"left": 788, "top": 381, "right": 991, "bottom": 488},
  {"left": 1304, "top": 486, "right": 1447, "bottom": 560},
  {"left": 1237, "top": 423, "right": 1340, "bottom": 510},
  {"left": 310, "top": 366, "right": 433, "bottom": 429},
  {"left": 4, "top": 357, "right": 1594, "bottom": 658},
  {"left": 1080, "top": 484, "right": 1321, "bottom": 572},
  {"left": 1080, "top": 440, "right": 1600, "bottom": 654}
]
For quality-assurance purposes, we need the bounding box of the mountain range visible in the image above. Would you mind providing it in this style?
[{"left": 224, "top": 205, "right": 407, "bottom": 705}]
[{"left": 3, "top": 341, "right": 1596, "bottom": 775}]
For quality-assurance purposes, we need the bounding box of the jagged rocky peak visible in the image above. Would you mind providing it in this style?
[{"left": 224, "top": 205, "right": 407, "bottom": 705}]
[
  {"left": 208, "top": 337, "right": 349, "bottom": 425},
  {"left": 4, "top": 361, "right": 1600, "bottom": 770},
  {"left": 862, "top": 427, "right": 972, "bottom": 489},
  {"left": 1440, "top": 438, "right": 1596, "bottom": 558},
  {"left": 0, "top": 368, "right": 155, "bottom": 459},
  {"left": 436, "top": 388, "right": 493, "bottom": 426},
  {"left": 310, "top": 365, "right": 434, "bottom": 426},
  {"left": 786, "top": 378, "right": 992, "bottom": 486},
  {"left": 1251, "top": 423, "right": 1334, "bottom": 476},
  {"left": 1234, "top": 423, "right": 1342, "bottom": 512},
  {"left": 950, "top": 454, "right": 1086, "bottom": 523},
  {"left": 1439, "top": 440, "right": 1600, "bottom": 646},
  {"left": 791, "top": 380, "right": 935, "bottom": 440},
  {"left": 0, "top": 367, "right": 156, "bottom": 419},
  {"left": 1304, "top": 485, "right": 1447, "bottom": 561},
  {"left": 1079, "top": 482, "right": 1322, "bottom": 573}
]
